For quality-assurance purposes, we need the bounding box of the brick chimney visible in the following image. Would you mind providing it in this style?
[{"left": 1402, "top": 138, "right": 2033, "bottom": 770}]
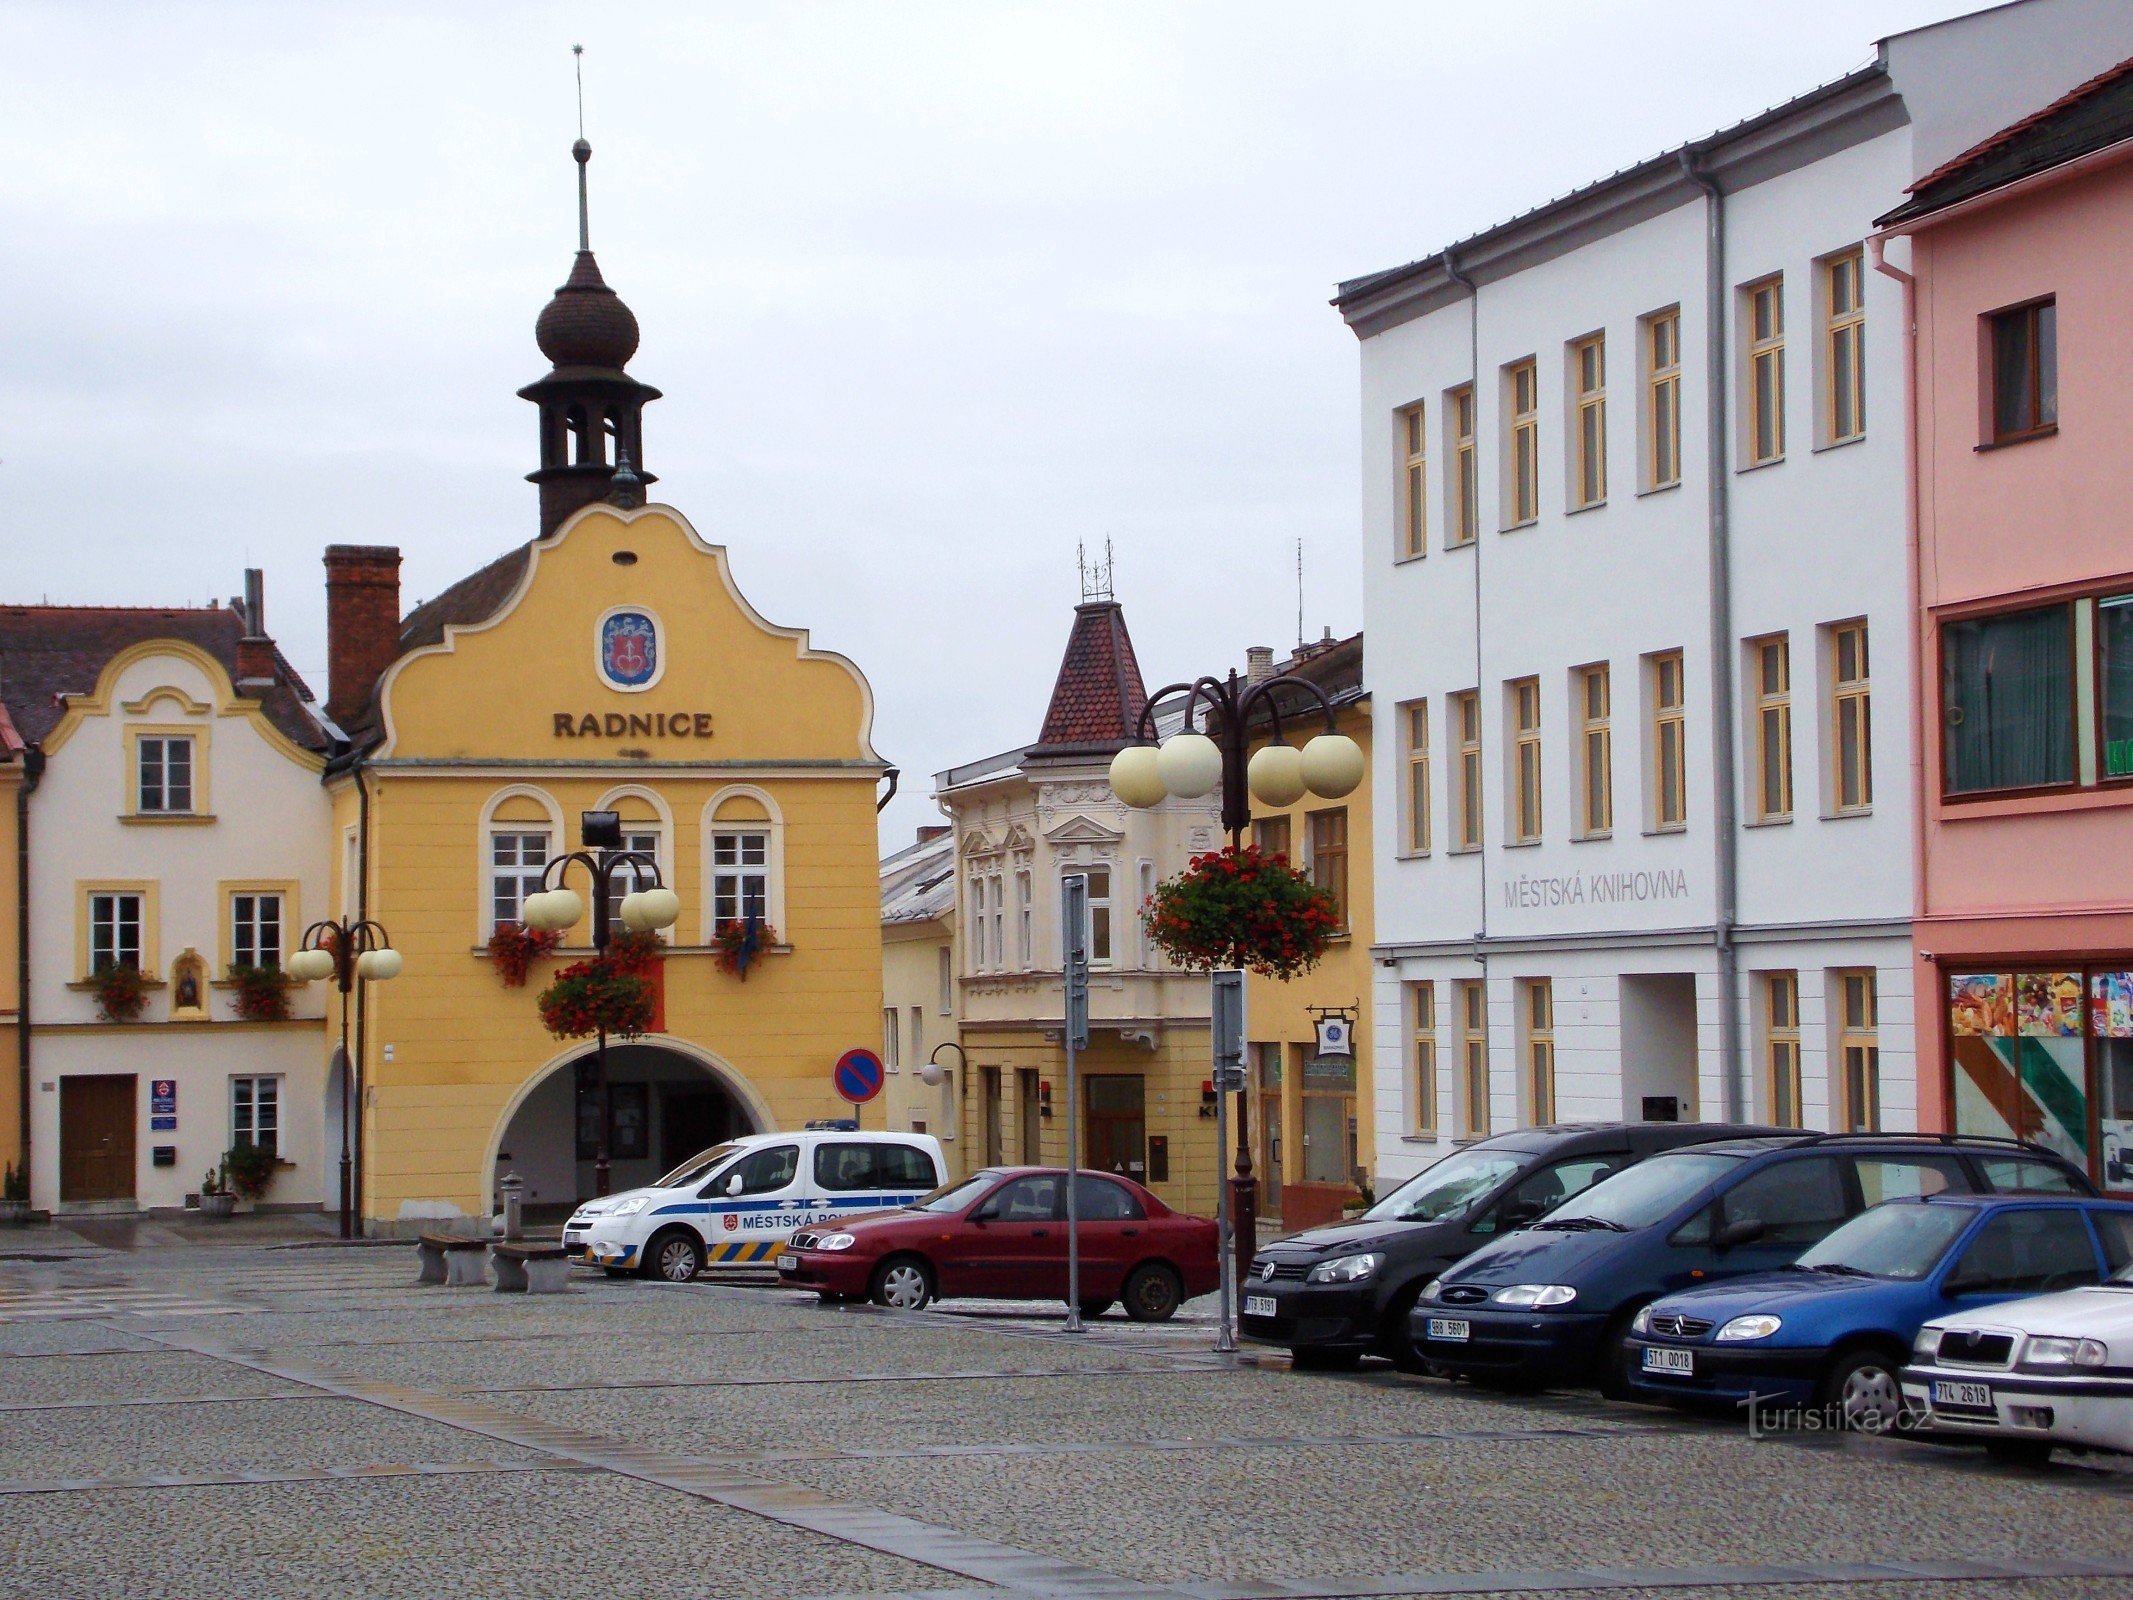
[
  {"left": 324, "top": 545, "right": 403, "bottom": 729},
  {"left": 916, "top": 825, "right": 949, "bottom": 844},
  {"left": 1245, "top": 645, "right": 1275, "bottom": 683},
  {"left": 233, "top": 568, "right": 278, "bottom": 687}
]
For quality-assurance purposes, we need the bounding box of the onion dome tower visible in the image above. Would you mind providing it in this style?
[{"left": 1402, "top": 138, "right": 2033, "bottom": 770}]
[{"left": 519, "top": 137, "right": 661, "bottom": 535}]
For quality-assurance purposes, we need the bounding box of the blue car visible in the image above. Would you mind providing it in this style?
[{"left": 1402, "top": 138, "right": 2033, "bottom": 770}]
[
  {"left": 1625, "top": 1194, "right": 2133, "bottom": 1429},
  {"left": 1411, "top": 1134, "right": 2094, "bottom": 1394}
]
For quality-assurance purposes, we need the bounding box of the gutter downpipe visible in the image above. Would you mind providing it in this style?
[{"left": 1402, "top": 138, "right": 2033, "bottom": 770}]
[
  {"left": 1443, "top": 250, "right": 1490, "bottom": 987},
  {"left": 16, "top": 749, "right": 44, "bottom": 1180},
  {"left": 1681, "top": 148, "right": 1745, "bottom": 1120},
  {"left": 354, "top": 764, "right": 372, "bottom": 1238},
  {"left": 1868, "top": 228, "right": 1931, "bottom": 1127}
]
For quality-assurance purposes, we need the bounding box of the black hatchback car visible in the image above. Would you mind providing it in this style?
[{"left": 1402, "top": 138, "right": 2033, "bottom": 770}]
[
  {"left": 1411, "top": 1134, "right": 2094, "bottom": 1394},
  {"left": 1240, "top": 1121, "right": 1787, "bottom": 1369}
]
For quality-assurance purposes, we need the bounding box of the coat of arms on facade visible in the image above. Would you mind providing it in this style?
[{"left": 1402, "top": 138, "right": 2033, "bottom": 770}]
[{"left": 599, "top": 609, "right": 660, "bottom": 689}]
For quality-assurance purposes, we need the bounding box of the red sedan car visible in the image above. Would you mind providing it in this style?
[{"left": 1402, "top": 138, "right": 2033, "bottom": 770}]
[{"left": 777, "top": 1166, "right": 1218, "bottom": 1321}]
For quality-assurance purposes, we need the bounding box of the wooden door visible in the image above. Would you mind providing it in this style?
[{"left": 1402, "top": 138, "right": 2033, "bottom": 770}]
[
  {"left": 1084, "top": 1075, "right": 1146, "bottom": 1186},
  {"left": 60, "top": 1076, "right": 137, "bottom": 1202}
]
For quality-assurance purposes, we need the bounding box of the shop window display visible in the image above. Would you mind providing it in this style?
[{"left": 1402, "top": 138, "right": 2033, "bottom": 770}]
[{"left": 1948, "top": 968, "right": 2133, "bottom": 1190}]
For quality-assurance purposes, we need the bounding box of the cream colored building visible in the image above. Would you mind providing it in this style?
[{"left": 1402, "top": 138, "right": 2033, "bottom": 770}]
[{"left": 878, "top": 824, "right": 959, "bottom": 1166}]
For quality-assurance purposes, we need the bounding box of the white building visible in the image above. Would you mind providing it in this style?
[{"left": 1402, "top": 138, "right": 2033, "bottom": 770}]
[
  {"left": 6, "top": 579, "right": 336, "bottom": 1213},
  {"left": 1344, "top": 0, "right": 2133, "bottom": 1186}
]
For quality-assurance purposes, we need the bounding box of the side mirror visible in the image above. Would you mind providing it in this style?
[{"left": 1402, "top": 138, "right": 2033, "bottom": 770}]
[
  {"left": 1714, "top": 1217, "right": 1766, "bottom": 1251},
  {"left": 725, "top": 1174, "right": 745, "bottom": 1197},
  {"left": 1498, "top": 1199, "right": 1545, "bottom": 1231}
]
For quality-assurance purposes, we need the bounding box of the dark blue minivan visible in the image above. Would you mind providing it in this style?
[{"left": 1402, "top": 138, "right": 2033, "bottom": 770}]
[{"left": 1410, "top": 1134, "right": 2093, "bottom": 1394}]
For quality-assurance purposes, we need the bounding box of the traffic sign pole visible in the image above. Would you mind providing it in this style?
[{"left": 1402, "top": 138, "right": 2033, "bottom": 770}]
[
  {"left": 1061, "top": 873, "right": 1090, "bottom": 1334},
  {"left": 1210, "top": 970, "right": 1245, "bottom": 1354}
]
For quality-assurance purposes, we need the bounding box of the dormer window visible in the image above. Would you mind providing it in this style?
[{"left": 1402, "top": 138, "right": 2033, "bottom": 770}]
[{"left": 138, "top": 735, "right": 194, "bottom": 814}]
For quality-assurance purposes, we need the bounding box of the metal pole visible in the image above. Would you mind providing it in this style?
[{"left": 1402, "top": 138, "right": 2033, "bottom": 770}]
[
  {"left": 336, "top": 962, "right": 353, "bottom": 1241},
  {"left": 1062, "top": 872, "right": 1089, "bottom": 1334},
  {"left": 1064, "top": 1021, "right": 1080, "bottom": 1332},
  {"left": 591, "top": 856, "right": 612, "bottom": 1198},
  {"left": 1213, "top": 1038, "right": 1236, "bottom": 1352}
]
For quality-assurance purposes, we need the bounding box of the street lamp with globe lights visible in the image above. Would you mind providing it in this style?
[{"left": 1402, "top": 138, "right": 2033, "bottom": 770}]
[
  {"left": 1107, "top": 666, "right": 1363, "bottom": 1344},
  {"left": 284, "top": 919, "right": 400, "bottom": 1240},
  {"left": 515, "top": 811, "right": 682, "bottom": 1197}
]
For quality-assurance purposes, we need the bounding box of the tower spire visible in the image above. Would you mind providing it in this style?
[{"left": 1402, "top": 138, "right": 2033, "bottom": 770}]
[{"left": 573, "top": 44, "right": 591, "bottom": 252}]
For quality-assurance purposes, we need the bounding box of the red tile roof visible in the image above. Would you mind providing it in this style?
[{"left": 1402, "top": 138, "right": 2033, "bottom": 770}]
[
  {"left": 0, "top": 605, "right": 323, "bottom": 752},
  {"left": 1034, "top": 601, "right": 1149, "bottom": 751},
  {"left": 1899, "top": 52, "right": 2133, "bottom": 201}
]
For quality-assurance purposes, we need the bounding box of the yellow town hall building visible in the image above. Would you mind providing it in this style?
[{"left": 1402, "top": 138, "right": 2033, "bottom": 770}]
[{"left": 323, "top": 144, "right": 889, "bottom": 1232}]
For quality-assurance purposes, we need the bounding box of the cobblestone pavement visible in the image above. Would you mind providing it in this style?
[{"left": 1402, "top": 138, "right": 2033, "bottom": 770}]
[{"left": 3, "top": 1219, "right": 2131, "bottom": 1599}]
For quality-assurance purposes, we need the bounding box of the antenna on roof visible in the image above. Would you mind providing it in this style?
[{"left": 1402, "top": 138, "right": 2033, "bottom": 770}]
[
  {"left": 1078, "top": 537, "right": 1114, "bottom": 603},
  {"left": 1296, "top": 536, "right": 1305, "bottom": 649},
  {"left": 572, "top": 45, "right": 592, "bottom": 252}
]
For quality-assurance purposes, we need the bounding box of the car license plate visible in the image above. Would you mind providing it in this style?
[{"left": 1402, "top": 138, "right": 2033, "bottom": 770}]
[
  {"left": 775, "top": 1253, "right": 799, "bottom": 1272},
  {"left": 1643, "top": 1346, "right": 1694, "bottom": 1375},
  {"left": 1243, "top": 1295, "right": 1277, "bottom": 1319},
  {"left": 1932, "top": 1379, "right": 1994, "bottom": 1410},
  {"left": 1427, "top": 1317, "right": 1470, "bottom": 1342}
]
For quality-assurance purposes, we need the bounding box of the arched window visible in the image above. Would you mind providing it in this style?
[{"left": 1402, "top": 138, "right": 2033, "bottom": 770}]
[
  {"left": 478, "top": 786, "right": 563, "bottom": 937},
  {"left": 702, "top": 788, "right": 786, "bottom": 942}
]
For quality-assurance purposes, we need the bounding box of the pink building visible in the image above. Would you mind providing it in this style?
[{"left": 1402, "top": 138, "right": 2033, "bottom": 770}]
[{"left": 1876, "top": 58, "right": 2133, "bottom": 1193}]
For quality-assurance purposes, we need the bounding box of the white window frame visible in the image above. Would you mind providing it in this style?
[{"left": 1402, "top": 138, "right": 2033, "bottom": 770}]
[
  {"left": 137, "top": 734, "right": 196, "bottom": 814},
  {"left": 710, "top": 829, "right": 770, "bottom": 932},
  {"left": 490, "top": 831, "right": 551, "bottom": 934},
  {"left": 231, "top": 890, "right": 284, "bottom": 971},
  {"left": 231, "top": 1074, "right": 282, "bottom": 1157},
  {"left": 1080, "top": 865, "right": 1114, "bottom": 967},
  {"left": 90, "top": 890, "right": 144, "bottom": 972}
]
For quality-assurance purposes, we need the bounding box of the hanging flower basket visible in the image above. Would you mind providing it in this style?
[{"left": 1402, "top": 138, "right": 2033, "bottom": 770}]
[
  {"left": 714, "top": 919, "right": 777, "bottom": 980},
  {"left": 227, "top": 963, "right": 294, "bottom": 1023},
  {"left": 536, "top": 933, "right": 658, "bottom": 1041},
  {"left": 1143, "top": 843, "right": 1341, "bottom": 980},
  {"left": 93, "top": 961, "right": 148, "bottom": 1023},
  {"left": 487, "top": 922, "right": 563, "bottom": 988}
]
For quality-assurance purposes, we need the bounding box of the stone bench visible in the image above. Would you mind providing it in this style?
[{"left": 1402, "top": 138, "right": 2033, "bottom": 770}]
[
  {"left": 491, "top": 1242, "right": 572, "bottom": 1295},
  {"left": 416, "top": 1232, "right": 490, "bottom": 1287}
]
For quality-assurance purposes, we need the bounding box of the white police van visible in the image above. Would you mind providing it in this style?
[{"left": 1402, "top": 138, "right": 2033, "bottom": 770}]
[{"left": 563, "top": 1126, "right": 945, "bottom": 1281}]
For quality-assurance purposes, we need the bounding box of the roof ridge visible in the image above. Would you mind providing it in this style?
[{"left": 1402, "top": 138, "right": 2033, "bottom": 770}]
[{"left": 1906, "top": 51, "right": 2133, "bottom": 194}]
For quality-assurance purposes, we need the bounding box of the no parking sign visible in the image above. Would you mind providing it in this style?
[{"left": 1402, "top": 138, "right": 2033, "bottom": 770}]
[{"left": 833, "top": 1049, "right": 885, "bottom": 1104}]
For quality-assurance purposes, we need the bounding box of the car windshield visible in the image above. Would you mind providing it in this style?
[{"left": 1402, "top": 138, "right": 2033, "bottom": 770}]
[
  {"left": 913, "top": 1173, "right": 999, "bottom": 1214},
  {"left": 1364, "top": 1150, "right": 1526, "bottom": 1223},
  {"left": 1544, "top": 1152, "right": 1741, "bottom": 1231},
  {"left": 654, "top": 1143, "right": 743, "bottom": 1189},
  {"left": 1796, "top": 1202, "right": 1973, "bottom": 1280}
]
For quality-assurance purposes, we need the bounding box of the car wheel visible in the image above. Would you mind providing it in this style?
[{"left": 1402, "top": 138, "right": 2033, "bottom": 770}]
[
  {"left": 869, "top": 1255, "right": 934, "bottom": 1311},
  {"left": 1820, "top": 1348, "right": 1907, "bottom": 1434},
  {"left": 1986, "top": 1438, "right": 2056, "bottom": 1467},
  {"left": 1290, "top": 1346, "right": 1362, "bottom": 1371},
  {"left": 642, "top": 1228, "right": 703, "bottom": 1283},
  {"left": 1122, "top": 1262, "right": 1182, "bottom": 1322},
  {"left": 1376, "top": 1283, "right": 1431, "bottom": 1374},
  {"left": 1596, "top": 1310, "right": 1639, "bottom": 1401},
  {"left": 1078, "top": 1299, "right": 1114, "bottom": 1320}
]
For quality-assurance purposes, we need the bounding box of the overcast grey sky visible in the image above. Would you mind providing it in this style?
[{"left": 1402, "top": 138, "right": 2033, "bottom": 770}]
[{"left": 2, "top": 0, "right": 1970, "bottom": 842}]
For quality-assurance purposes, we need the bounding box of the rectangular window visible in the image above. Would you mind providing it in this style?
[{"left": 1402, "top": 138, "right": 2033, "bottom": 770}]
[
  {"left": 1838, "top": 970, "right": 1879, "bottom": 1132},
  {"left": 1510, "top": 678, "right": 1542, "bottom": 843},
  {"left": 1577, "top": 664, "right": 1612, "bottom": 837},
  {"left": 90, "top": 891, "right": 144, "bottom": 972},
  {"left": 1015, "top": 870, "right": 1033, "bottom": 967},
  {"left": 1764, "top": 972, "right": 1801, "bottom": 1127},
  {"left": 882, "top": 1008, "right": 901, "bottom": 1069},
  {"left": 711, "top": 830, "right": 770, "bottom": 930},
  {"left": 1084, "top": 867, "right": 1113, "bottom": 964},
  {"left": 1458, "top": 979, "right": 1490, "bottom": 1137},
  {"left": 1989, "top": 298, "right": 2057, "bottom": 442},
  {"left": 137, "top": 735, "right": 194, "bottom": 813},
  {"left": 601, "top": 832, "right": 660, "bottom": 927},
  {"left": 1409, "top": 982, "right": 1437, "bottom": 1135},
  {"left": 230, "top": 1075, "right": 281, "bottom": 1158},
  {"left": 231, "top": 891, "right": 283, "bottom": 971},
  {"left": 909, "top": 1005, "right": 922, "bottom": 1061},
  {"left": 1824, "top": 249, "right": 1865, "bottom": 444},
  {"left": 937, "top": 945, "right": 953, "bottom": 1013},
  {"left": 1753, "top": 635, "right": 1792, "bottom": 822},
  {"left": 1253, "top": 814, "right": 1291, "bottom": 862},
  {"left": 1746, "top": 276, "right": 1785, "bottom": 464},
  {"left": 1645, "top": 308, "right": 1681, "bottom": 488},
  {"left": 1522, "top": 979, "right": 1555, "bottom": 1125},
  {"left": 988, "top": 872, "right": 1004, "bottom": 976},
  {"left": 1507, "top": 359, "right": 1539, "bottom": 525},
  {"left": 1398, "top": 403, "right": 1426, "bottom": 559},
  {"left": 1832, "top": 622, "right": 1872, "bottom": 812},
  {"left": 1308, "top": 809, "right": 1349, "bottom": 930},
  {"left": 490, "top": 832, "right": 549, "bottom": 931},
  {"left": 1453, "top": 690, "right": 1482, "bottom": 850},
  {"left": 1942, "top": 603, "right": 2075, "bottom": 794},
  {"left": 1400, "top": 700, "right": 1430, "bottom": 854},
  {"left": 1450, "top": 385, "right": 1478, "bottom": 545},
  {"left": 1572, "top": 333, "right": 1606, "bottom": 508},
  {"left": 2105, "top": 596, "right": 2133, "bottom": 781},
  {"left": 1651, "top": 650, "right": 1687, "bottom": 829}
]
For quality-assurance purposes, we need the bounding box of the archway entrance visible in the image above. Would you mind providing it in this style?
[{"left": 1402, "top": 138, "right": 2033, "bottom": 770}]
[{"left": 495, "top": 1043, "right": 761, "bottom": 1221}]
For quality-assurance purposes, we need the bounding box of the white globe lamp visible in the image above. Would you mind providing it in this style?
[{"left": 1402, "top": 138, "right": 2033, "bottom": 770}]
[
  {"left": 1155, "top": 732, "right": 1224, "bottom": 800},
  {"left": 1108, "top": 745, "right": 1167, "bottom": 808},
  {"left": 285, "top": 948, "right": 332, "bottom": 982},
  {"left": 1246, "top": 744, "right": 1307, "bottom": 809},
  {"left": 543, "top": 889, "right": 585, "bottom": 931},
  {"left": 918, "top": 1060, "right": 945, "bottom": 1086},
  {"left": 636, "top": 887, "right": 682, "bottom": 931},
  {"left": 356, "top": 948, "right": 403, "bottom": 981},
  {"left": 1300, "top": 733, "right": 1366, "bottom": 799}
]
